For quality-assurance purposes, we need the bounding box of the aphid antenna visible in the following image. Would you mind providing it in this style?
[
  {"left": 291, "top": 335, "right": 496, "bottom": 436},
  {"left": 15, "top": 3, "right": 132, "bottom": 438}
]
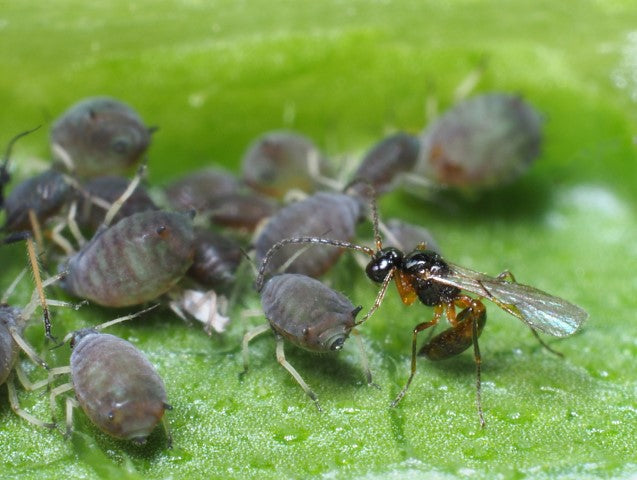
[
  {"left": 452, "top": 54, "right": 489, "bottom": 104},
  {"left": 62, "top": 304, "right": 162, "bottom": 345}
]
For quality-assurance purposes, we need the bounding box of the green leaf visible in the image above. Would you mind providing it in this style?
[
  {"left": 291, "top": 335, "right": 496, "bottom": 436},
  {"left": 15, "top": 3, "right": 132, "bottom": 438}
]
[{"left": 1, "top": 1, "right": 636, "bottom": 479}]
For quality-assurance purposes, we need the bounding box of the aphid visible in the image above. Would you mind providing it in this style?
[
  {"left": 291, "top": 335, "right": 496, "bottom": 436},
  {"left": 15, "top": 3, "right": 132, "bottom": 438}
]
[
  {"left": 50, "top": 96, "right": 153, "bottom": 178},
  {"left": 163, "top": 168, "right": 239, "bottom": 213},
  {"left": 3, "top": 168, "right": 72, "bottom": 232},
  {"left": 254, "top": 191, "right": 362, "bottom": 278},
  {"left": 206, "top": 192, "right": 277, "bottom": 232},
  {"left": 381, "top": 218, "right": 441, "bottom": 255},
  {"left": 412, "top": 93, "right": 542, "bottom": 191},
  {"left": 48, "top": 307, "right": 172, "bottom": 445},
  {"left": 187, "top": 227, "right": 243, "bottom": 289},
  {"left": 74, "top": 175, "right": 158, "bottom": 232},
  {"left": 61, "top": 209, "right": 195, "bottom": 307},
  {"left": 349, "top": 132, "right": 420, "bottom": 198},
  {"left": 241, "top": 130, "right": 333, "bottom": 199},
  {"left": 255, "top": 193, "right": 588, "bottom": 425},
  {"left": 243, "top": 273, "right": 372, "bottom": 410}
]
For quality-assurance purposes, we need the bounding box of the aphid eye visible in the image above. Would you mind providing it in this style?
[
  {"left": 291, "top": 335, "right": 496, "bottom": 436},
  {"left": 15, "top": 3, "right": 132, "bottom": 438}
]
[
  {"left": 330, "top": 337, "right": 345, "bottom": 351},
  {"left": 111, "top": 138, "right": 130, "bottom": 154}
]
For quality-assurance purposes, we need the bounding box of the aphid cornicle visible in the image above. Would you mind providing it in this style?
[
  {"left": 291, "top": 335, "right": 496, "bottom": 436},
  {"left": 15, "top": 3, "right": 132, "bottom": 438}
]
[
  {"left": 255, "top": 190, "right": 588, "bottom": 425},
  {"left": 254, "top": 191, "right": 362, "bottom": 278},
  {"left": 241, "top": 130, "right": 332, "bottom": 199},
  {"left": 61, "top": 210, "right": 196, "bottom": 307},
  {"left": 50, "top": 96, "right": 153, "bottom": 178},
  {"left": 412, "top": 93, "right": 543, "bottom": 191},
  {"left": 48, "top": 308, "right": 171, "bottom": 446},
  {"left": 243, "top": 273, "right": 372, "bottom": 411}
]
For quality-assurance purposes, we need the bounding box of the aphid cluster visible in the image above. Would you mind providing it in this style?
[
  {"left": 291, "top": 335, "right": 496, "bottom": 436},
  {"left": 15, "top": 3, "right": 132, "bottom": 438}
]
[{"left": 0, "top": 88, "right": 586, "bottom": 453}]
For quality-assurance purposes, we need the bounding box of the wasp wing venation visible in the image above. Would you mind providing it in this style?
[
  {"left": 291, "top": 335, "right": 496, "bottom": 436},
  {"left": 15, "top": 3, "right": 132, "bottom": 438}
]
[{"left": 427, "top": 263, "right": 588, "bottom": 337}]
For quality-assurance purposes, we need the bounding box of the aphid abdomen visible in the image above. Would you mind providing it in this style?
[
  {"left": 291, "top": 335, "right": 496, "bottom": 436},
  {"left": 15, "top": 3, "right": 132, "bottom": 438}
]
[
  {"left": 261, "top": 274, "right": 357, "bottom": 352},
  {"left": 255, "top": 192, "right": 361, "bottom": 277},
  {"left": 71, "top": 331, "right": 168, "bottom": 441},
  {"left": 63, "top": 211, "right": 195, "bottom": 307},
  {"left": 420, "top": 304, "right": 487, "bottom": 360}
]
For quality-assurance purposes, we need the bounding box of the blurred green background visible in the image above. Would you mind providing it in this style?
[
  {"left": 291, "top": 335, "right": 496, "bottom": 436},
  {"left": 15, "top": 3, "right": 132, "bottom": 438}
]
[{"left": 1, "top": 1, "right": 636, "bottom": 479}]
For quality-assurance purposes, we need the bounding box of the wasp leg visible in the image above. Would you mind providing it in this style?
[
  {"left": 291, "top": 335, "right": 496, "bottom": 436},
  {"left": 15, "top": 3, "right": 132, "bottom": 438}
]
[
  {"left": 391, "top": 305, "right": 443, "bottom": 407},
  {"left": 420, "top": 300, "right": 487, "bottom": 427}
]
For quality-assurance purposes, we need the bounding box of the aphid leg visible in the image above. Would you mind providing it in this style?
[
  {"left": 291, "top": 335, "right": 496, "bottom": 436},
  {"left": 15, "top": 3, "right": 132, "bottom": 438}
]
[
  {"left": 51, "top": 142, "right": 76, "bottom": 173},
  {"left": 66, "top": 201, "right": 86, "bottom": 247},
  {"left": 64, "top": 396, "right": 79, "bottom": 439},
  {"left": 161, "top": 409, "right": 173, "bottom": 449},
  {"left": 6, "top": 372, "right": 56, "bottom": 429},
  {"left": 351, "top": 328, "right": 379, "bottom": 389},
  {"left": 49, "top": 222, "right": 76, "bottom": 256},
  {"left": 391, "top": 305, "right": 443, "bottom": 407},
  {"left": 14, "top": 361, "right": 50, "bottom": 391},
  {"left": 48, "top": 381, "right": 73, "bottom": 426},
  {"left": 306, "top": 148, "right": 342, "bottom": 191},
  {"left": 240, "top": 323, "right": 271, "bottom": 377},
  {"left": 102, "top": 163, "right": 147, "bottom": 228},
  {"left": 8, "top": 326, "right": 48, "bottom": 369},
  {"left": 275, "top": 334, "right": 322, "bottom": 412}
]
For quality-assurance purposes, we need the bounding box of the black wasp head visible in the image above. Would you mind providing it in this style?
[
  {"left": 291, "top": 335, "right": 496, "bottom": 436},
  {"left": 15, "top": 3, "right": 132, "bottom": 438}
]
[{"left": 366, "top": 247, "right": 403, "bottom": 283}]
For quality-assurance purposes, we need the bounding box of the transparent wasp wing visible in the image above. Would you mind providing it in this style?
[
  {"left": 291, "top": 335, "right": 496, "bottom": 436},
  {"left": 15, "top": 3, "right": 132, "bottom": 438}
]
[{"left": 428, "top": 263, "right": 588, "bottom": 337}]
